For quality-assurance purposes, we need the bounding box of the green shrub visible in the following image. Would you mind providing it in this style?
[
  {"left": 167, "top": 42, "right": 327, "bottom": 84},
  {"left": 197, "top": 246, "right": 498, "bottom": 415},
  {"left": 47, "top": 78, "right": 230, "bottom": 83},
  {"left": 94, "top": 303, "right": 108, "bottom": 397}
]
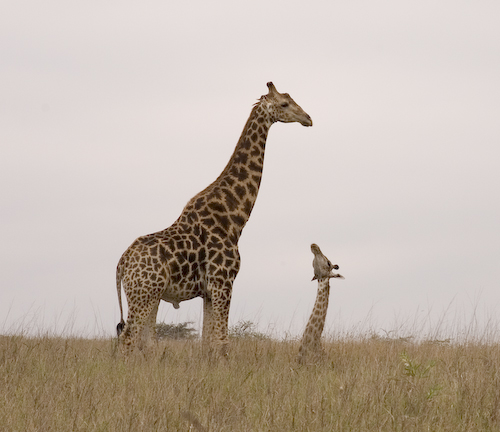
[{"left": 155, "top": 321, "right": 198, "bottom": 340}]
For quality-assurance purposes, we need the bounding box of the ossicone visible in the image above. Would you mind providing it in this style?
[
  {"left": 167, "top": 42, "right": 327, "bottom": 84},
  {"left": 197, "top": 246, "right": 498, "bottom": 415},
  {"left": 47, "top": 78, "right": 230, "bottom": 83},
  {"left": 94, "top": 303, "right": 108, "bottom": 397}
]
[{"left": 266, "top": 82, "right": 278, "bottom": 95}]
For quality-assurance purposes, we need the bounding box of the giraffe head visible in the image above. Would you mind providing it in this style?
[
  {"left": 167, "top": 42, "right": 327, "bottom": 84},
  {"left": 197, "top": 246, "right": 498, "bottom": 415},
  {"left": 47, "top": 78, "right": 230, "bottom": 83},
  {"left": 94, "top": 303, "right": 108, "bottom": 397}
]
[
  {"left": 260, "top": 82, "right": 313, "bottom": 127},
  {"left": 311, "top": 243, "right": 344, "bottom": 280}
]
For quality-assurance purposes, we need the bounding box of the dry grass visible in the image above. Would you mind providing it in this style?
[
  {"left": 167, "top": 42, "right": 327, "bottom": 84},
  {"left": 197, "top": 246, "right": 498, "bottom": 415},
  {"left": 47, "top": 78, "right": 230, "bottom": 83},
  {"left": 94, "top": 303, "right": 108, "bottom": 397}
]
[{"left": 2, "top": 334, "right": 500, "bottom": 431}]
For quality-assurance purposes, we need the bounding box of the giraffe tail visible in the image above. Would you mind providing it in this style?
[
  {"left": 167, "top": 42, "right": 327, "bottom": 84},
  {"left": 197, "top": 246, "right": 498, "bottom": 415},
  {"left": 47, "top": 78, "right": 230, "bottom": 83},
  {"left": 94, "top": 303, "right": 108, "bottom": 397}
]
[{"left": 116, "top": 259, "right": 126, "bottom": 337}]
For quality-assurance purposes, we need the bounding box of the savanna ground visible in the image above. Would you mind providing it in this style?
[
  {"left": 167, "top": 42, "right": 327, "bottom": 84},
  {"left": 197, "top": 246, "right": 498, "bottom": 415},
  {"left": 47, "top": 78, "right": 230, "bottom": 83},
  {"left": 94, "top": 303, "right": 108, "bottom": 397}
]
[{"left": 2, "top": 323, "right": 500, "bottom": 432}]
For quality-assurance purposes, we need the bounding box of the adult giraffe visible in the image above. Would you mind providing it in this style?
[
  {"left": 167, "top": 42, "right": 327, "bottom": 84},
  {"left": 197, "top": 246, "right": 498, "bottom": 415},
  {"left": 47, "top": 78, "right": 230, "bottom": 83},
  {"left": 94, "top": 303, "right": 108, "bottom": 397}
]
[{"left": 116, "top": 82, "right": 312, "bottom": 355}]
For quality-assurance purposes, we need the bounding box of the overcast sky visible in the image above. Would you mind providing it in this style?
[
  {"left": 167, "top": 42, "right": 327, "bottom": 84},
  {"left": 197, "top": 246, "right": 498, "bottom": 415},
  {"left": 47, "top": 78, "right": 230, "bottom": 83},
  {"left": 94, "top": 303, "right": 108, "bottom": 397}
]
[{"left": 2, "top": 1, "right": 499, "bottom": 340}]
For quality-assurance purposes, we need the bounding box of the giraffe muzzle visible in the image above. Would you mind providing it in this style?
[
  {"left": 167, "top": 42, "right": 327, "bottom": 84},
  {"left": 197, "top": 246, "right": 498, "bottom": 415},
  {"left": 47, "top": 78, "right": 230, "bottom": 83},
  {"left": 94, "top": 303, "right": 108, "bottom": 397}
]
[{"left": 301, "top": 114, "right": 313, "bottom": 127}]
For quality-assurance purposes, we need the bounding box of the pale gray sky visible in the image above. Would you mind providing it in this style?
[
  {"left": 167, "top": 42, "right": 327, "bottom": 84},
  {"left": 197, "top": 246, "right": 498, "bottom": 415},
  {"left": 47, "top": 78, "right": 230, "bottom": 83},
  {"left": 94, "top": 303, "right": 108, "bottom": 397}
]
[{"left": 1, "top": 1, "right": 499, "bottom": 339}]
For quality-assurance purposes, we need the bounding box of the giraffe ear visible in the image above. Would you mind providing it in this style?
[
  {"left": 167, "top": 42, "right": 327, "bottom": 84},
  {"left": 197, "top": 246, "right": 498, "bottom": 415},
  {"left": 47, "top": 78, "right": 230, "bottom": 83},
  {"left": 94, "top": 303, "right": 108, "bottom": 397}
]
[{"left": 266, "top": 82, "right": 278, "bottom": 96}]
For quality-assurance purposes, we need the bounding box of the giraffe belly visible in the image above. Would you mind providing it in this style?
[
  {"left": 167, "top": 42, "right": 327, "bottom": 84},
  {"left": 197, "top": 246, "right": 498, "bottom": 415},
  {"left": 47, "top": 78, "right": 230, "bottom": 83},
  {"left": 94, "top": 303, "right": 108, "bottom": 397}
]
[{"left": 160, "top": 279, "right": 206, "bottom": 308}]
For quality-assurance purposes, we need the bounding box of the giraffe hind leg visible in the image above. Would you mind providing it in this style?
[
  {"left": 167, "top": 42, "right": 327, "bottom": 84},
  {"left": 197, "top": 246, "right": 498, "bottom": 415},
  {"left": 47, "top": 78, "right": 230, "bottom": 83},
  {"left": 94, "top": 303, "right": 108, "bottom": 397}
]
[
  {"left": 119, "top": 288, "right": 161, "bottom": 355},
  {"left": 142, "top": 300, "right": 160, "bottom": 348}
]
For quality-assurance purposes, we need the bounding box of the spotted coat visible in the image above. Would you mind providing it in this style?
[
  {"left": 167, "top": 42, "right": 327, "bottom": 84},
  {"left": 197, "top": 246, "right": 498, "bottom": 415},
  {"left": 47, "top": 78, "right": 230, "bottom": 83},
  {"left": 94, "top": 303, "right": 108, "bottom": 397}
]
[
  {"left": 297, "top": 244, "right": 344, "bottom": 365},
  {"left": 116, "top": 82, "right": 312, "bottom": 355}
]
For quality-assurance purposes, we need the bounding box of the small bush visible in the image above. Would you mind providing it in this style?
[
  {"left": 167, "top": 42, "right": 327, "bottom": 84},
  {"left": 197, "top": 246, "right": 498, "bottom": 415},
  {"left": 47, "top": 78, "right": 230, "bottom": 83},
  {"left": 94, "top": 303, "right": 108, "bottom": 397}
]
[
  {"left": 156, "top": 322, "right": 198, "bottom": 340},
  {"left": 229, "top": 320, "right": 269, "bottom": 339}
]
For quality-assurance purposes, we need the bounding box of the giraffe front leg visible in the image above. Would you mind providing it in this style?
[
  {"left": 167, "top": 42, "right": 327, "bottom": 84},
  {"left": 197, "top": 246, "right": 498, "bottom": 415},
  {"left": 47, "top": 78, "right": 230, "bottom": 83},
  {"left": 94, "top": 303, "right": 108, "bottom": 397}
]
[
  {"left": 208, "top": 280, "right": 233, "bottom": 357},
  {"left": 202, "top": 295, "right": 214, "bottom": 345}
]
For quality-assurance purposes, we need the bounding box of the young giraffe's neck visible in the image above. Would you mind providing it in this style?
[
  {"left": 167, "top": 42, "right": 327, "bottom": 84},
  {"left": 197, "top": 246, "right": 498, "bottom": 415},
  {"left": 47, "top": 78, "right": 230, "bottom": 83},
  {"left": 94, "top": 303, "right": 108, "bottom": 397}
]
[
  {"left": 302, "top": 279, "right": 330, "bottom": 342},
  {"left": 178, "top": 102, "right": 273, "bottom": 241}
]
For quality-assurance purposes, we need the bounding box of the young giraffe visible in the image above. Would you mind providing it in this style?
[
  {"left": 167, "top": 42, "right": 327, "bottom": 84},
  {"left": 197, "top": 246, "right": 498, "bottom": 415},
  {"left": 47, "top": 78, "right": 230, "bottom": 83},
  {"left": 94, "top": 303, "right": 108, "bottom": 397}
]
[
  {"left": 116, "top": 82, "right": 312, "bottom": 355},
  {"left": 297, "top": 244, "right": 344, "bottom": 365}
]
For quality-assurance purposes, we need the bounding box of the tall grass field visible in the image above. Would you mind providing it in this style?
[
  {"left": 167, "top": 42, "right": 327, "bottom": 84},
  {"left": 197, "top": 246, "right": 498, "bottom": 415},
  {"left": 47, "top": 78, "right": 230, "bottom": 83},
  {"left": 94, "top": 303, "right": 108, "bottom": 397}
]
[{"left": 2, "top": 328, "right": 500, "bottom": 431}]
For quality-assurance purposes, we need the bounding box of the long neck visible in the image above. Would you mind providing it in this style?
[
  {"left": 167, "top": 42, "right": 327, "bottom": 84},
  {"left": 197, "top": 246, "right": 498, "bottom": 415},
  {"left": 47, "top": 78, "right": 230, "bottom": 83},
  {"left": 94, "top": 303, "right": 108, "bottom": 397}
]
[
  {"left": 302, "top": 279, "right": 330, "bottom": 342},
  {"left": 217, "top": 102, "right": 272, "bottom": 214},
  {"left": 178, "top": 102, "right": 273, "bottom": 241}
]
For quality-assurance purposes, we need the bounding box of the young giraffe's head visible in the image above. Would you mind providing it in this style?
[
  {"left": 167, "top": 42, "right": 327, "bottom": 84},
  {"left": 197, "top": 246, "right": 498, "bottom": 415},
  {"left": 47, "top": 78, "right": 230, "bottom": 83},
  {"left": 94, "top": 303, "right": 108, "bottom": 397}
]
[
  {"left": 260, "top": 82, "right": 313, "bottom": 127},
  {"left": 311, "top": 243, "right": 344, "bottom": 280}
]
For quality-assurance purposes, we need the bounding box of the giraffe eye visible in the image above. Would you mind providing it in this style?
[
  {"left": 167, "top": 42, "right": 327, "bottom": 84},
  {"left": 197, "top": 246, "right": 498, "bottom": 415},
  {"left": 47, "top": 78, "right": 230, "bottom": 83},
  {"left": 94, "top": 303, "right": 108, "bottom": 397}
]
[{"left": 281, "top": 102, "right": 289, "bottom": 108}]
